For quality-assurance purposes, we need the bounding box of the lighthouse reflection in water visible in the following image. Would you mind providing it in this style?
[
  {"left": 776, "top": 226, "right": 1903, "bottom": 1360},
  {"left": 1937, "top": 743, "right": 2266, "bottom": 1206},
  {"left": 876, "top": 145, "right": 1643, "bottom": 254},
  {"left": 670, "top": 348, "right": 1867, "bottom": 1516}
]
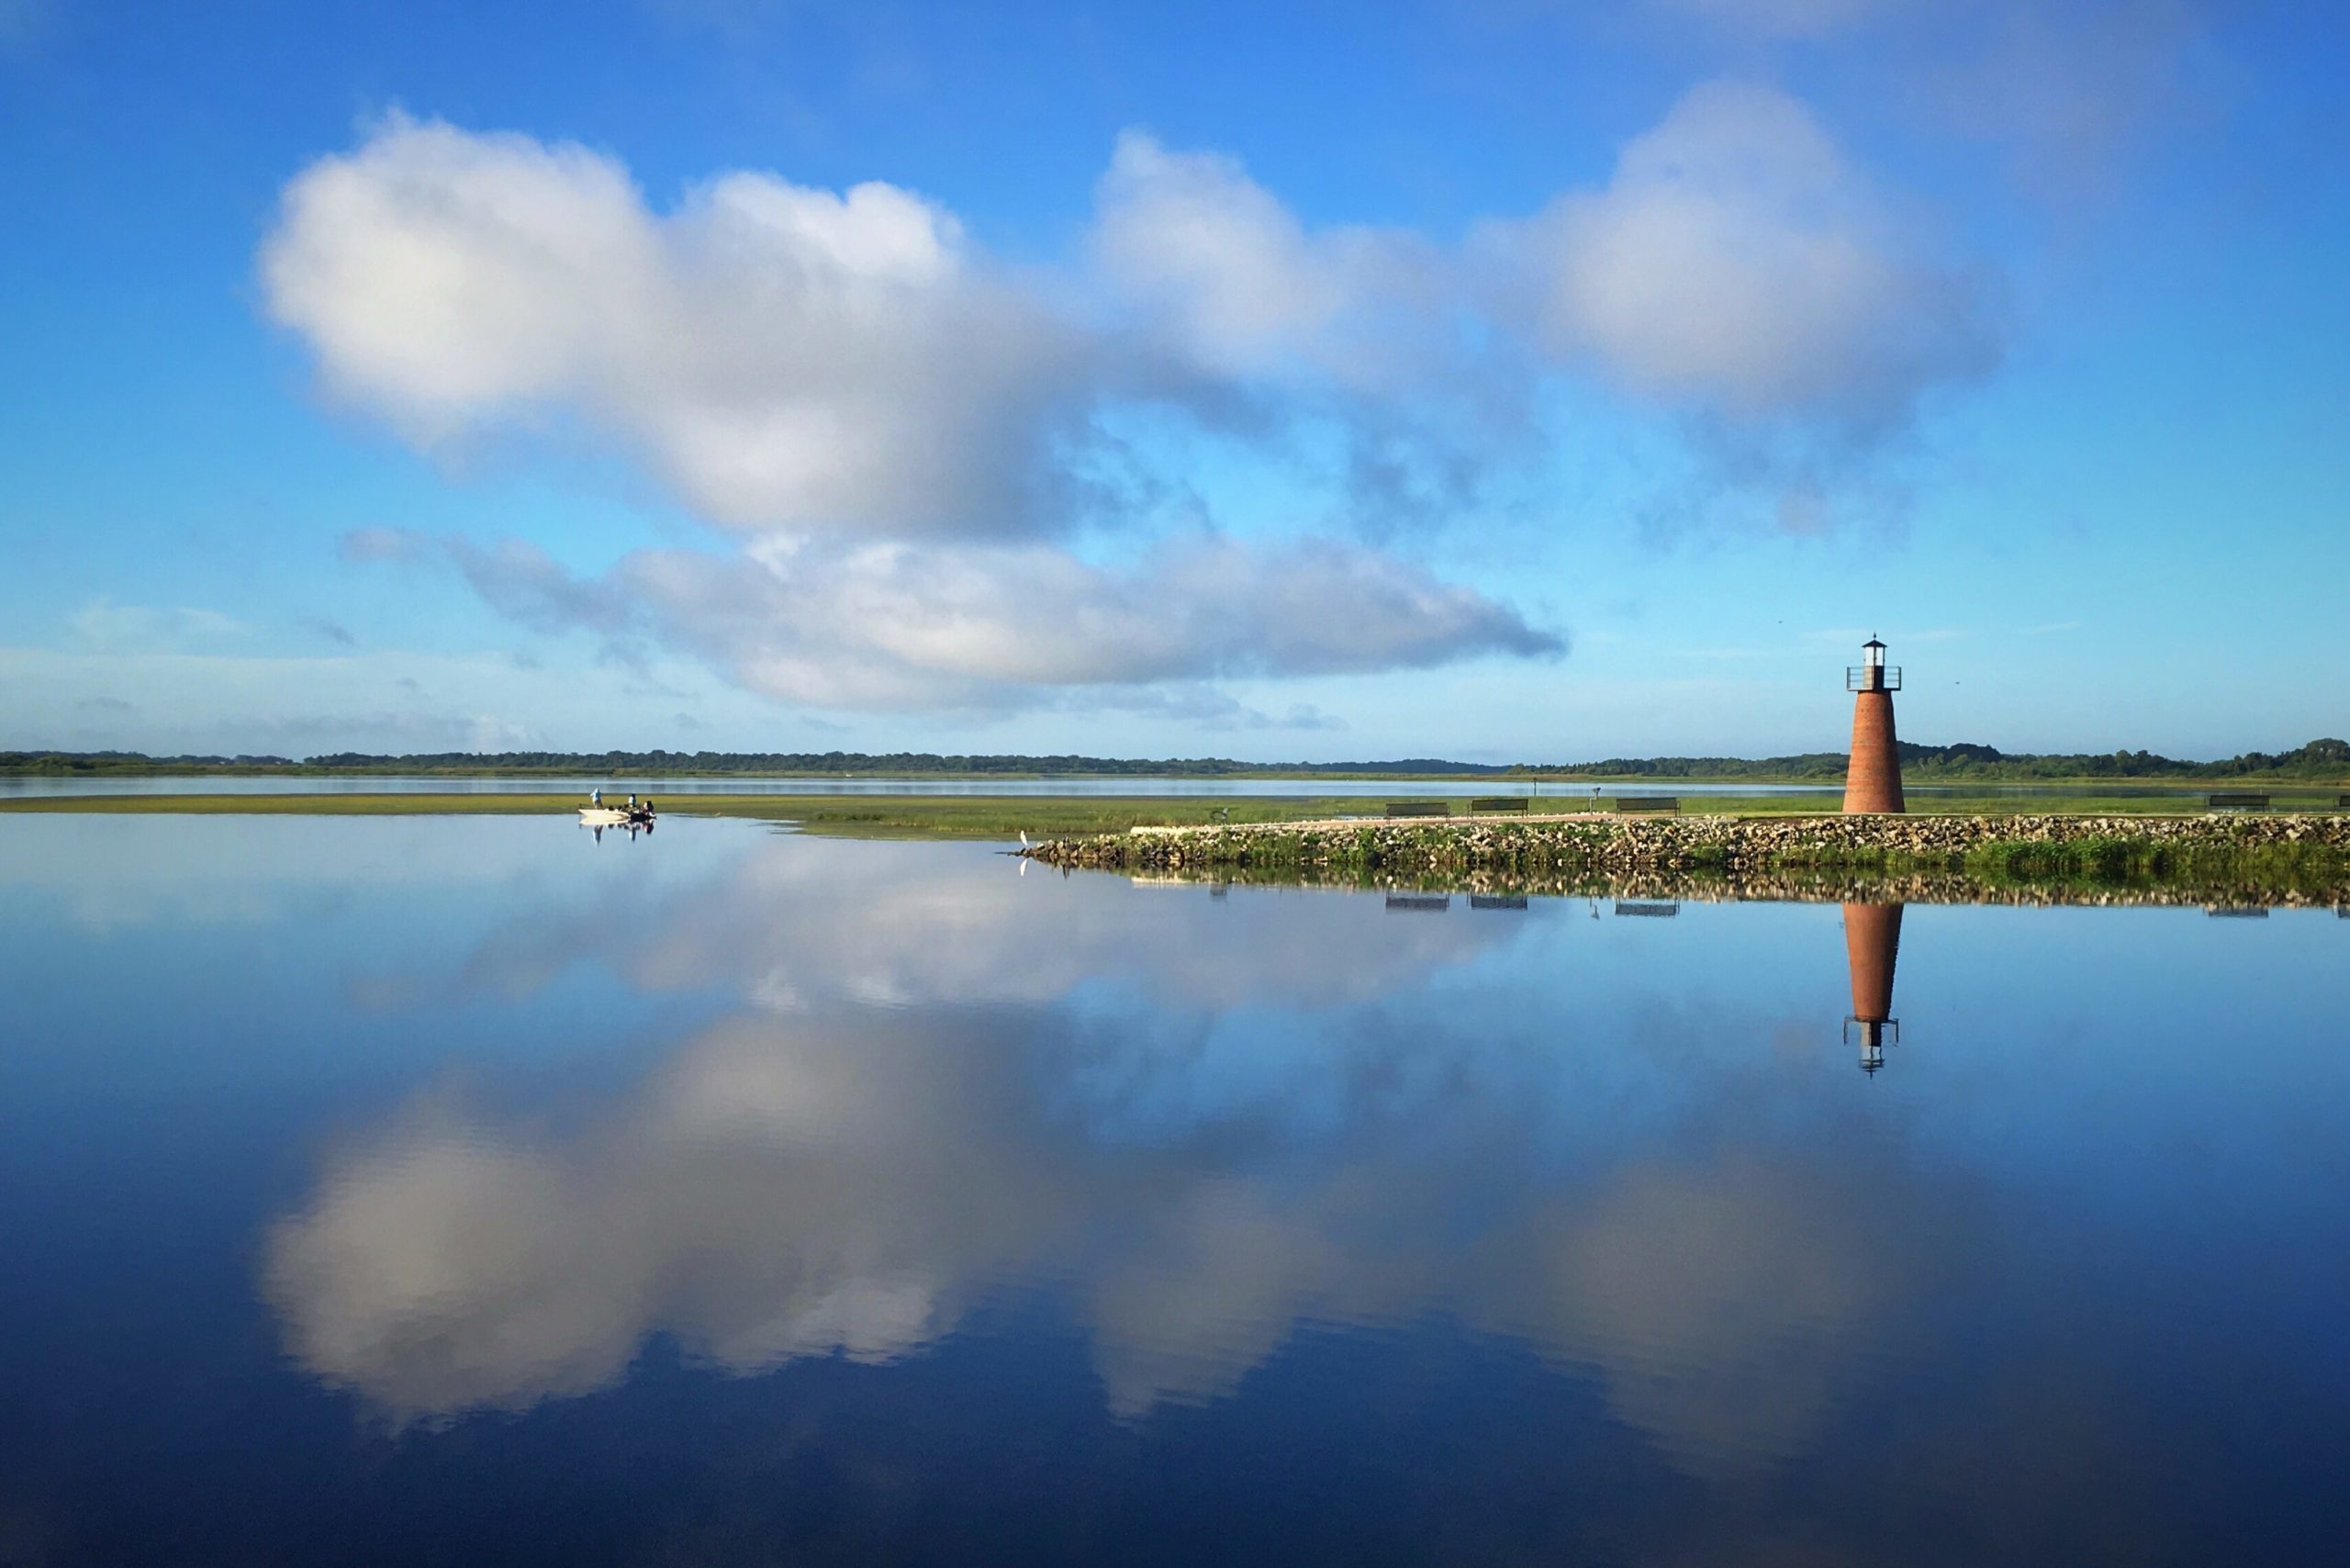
[
  {"left": 7, "top": 816, "right": 2350, "bottom": 1565},
  {"left": 1843, "top": 901, "right": 1905, "bottom": 1073}
]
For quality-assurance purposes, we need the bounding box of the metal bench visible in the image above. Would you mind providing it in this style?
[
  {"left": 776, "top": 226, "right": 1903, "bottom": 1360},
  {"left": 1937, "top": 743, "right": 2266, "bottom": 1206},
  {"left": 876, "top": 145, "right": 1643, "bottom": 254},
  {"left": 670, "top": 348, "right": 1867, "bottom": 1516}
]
[
  {"left": 1469, "top": 894, "right": 1529, "bottom": 911},
  {"left": 1384, "top": 894, "right": 1450, "bottom": 912},
  {"left": 1384, "top": 801, "right": 1449, "bottom": 818},
  {"left": 2207, "top": 792, "right": 2270, "bottom": 812},
  {"left": 1613, "top": 795, "right": 1681, "bottom": 813},
  {"left": 1468, "top": 796, "right": 1530, "bottom": 813},
  {"left": 1613, "top": 900, "right": 1681, "bottom": 917},
  {"left": 2339, "top": 793, "right": 2350, "bottom": 810}
]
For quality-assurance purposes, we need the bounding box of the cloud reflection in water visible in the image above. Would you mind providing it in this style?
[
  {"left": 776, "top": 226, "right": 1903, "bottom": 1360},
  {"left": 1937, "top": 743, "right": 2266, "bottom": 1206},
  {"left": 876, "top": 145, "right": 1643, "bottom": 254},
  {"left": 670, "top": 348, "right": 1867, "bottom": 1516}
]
[{"left": 271, "top": 834, "right": 1972, "bottom": 1474}]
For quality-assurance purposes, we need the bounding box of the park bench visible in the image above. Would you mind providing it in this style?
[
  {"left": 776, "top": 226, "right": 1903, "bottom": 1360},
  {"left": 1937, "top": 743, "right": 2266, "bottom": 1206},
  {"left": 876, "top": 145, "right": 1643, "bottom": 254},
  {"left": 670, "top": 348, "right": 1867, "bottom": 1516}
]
[
  {"left": 2207, "top": 792, "right": 2270, "bottom": 812},
  {"left": 2204, "top": 905, "right": 2271, "bottom": 918},
  {"left": 1384, "top": 800, "right": 1449, "bottom": 818},
  {"left": 1384, "top": 894, "right": 1450, "bottom": 912},
  {"left": 1613, "top": 900, "right": 1681, "bottom": 917},
  {"left": 1468, "top": 796, "right": 1530, "bottom": 813},
  {"left": 1470, "top": 894, "right": 1529, "bottom": 911},
  {"left": 2339, "top": 793, "right": 2350, "bottom": 810},
  {"left": 1613, "top": 795, "right": 1681, "bottom": 813}
]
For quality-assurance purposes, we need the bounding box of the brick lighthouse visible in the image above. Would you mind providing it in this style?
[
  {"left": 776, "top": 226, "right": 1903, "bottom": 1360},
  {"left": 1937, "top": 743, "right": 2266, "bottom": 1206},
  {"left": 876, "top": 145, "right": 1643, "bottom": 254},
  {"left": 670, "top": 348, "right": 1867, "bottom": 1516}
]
[{"left": 1842, "top": 636, "right": 1905, "bottom": 814}]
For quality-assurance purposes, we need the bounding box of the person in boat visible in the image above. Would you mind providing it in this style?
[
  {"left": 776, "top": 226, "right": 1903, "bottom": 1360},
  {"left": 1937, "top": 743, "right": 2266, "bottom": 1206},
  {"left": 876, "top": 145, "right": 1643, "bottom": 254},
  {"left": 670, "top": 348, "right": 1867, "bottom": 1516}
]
[{"left": 591, "top": 789, "right": 603, "bottom": 807}]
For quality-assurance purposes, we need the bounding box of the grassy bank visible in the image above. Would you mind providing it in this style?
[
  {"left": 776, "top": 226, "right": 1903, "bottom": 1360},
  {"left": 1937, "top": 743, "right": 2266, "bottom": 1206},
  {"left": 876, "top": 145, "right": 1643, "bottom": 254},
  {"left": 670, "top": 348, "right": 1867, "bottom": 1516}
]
[{"left": 1756, "top": 833, "right": 2350, "bottom": 896}]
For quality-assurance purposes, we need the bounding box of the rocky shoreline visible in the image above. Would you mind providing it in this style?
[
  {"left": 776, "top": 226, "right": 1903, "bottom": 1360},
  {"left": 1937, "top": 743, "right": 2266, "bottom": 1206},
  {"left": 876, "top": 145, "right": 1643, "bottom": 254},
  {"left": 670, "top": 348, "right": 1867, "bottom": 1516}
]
[{"left": 1019, "top": 812, "right": 2350, "bottom": 900}]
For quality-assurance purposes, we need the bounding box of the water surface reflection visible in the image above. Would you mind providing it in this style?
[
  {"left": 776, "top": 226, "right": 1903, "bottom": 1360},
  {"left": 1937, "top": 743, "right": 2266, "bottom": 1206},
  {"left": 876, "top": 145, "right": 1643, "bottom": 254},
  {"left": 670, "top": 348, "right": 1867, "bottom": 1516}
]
[{"left": 3, "top": 817, "right": 2345, "bottom": 1564}]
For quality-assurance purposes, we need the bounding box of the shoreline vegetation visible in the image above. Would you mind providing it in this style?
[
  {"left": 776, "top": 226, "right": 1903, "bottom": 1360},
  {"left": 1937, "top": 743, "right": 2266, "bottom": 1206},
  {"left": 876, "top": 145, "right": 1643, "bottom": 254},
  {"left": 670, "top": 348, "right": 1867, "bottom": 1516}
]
[{"left": 5, "top": 738, "right": 2347, "bottom": 786}]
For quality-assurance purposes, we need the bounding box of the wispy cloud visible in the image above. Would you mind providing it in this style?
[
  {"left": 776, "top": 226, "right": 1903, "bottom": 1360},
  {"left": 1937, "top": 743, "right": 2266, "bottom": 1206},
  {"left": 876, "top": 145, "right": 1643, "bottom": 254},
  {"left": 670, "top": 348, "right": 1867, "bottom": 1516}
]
[
  {"left": 338, "top": 528, "right": 427, "bottom": 564},
  {"left": 364, "top": 531, "right": 1557, "bottom": 712},
  {"left": 1483, "top": 81, "right": 2000, "bottom": 432},
  {"left": 71, "top": 599, "right": 250, "bottom": 650},
  {"left": 1640, "top": 0, "right": 2217, "bottom": 205}
]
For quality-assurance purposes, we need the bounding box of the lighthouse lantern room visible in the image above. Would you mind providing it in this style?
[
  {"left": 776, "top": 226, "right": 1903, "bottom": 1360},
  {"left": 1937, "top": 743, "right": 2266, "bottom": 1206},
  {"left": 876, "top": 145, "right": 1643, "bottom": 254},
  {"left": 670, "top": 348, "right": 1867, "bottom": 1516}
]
[{"left": 1848, "top": 636, "right": 1901, "bottom": 692}]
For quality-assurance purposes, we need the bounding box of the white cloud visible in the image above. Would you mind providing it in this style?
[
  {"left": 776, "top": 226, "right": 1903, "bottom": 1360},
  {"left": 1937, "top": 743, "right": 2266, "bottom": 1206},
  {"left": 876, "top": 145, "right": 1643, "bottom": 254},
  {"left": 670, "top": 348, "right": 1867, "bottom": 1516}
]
[
  {"left": 264, "top": 100, "right": 2017, "bottom": 708},
  {"left": 264, "top": 114, "right": 1093, "bottom": 541},
  {"left": 1486, "top": 79, "right": 1999, "bottom": 431},
  {"left": 266, "top": 118, "right": 1559, "bottom": 711},
  {"left": 435, "top": 532, "right": 1559, "bottom": 710},
  {"left": 1090, "top": 131, "right": 1442, "bottom": 392}
]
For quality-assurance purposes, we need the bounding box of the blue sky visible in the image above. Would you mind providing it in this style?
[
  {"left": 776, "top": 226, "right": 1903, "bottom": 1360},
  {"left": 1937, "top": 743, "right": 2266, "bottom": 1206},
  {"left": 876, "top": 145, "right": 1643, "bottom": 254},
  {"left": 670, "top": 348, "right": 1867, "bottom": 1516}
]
[{"left": 3, "top": 0, "right": 2344, "bottom": 762}]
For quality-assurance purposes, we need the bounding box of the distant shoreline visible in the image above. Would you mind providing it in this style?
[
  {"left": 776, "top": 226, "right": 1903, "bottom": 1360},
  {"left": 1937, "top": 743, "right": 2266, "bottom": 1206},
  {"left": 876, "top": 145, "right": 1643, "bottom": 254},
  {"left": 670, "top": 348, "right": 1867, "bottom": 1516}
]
[
  {"left": 5, "top": 767, "right": 2344, "bottom": 789},
  {"left": 7, "top": 738, "right": 2347, "bottom": 789}
]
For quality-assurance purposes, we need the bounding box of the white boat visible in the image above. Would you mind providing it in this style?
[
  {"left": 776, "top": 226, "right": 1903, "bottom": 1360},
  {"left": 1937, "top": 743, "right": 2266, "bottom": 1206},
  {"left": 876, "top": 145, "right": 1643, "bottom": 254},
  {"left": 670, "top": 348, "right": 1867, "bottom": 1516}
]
[{"left": 579, "top": 807, "right": 632, "bottom": 825}]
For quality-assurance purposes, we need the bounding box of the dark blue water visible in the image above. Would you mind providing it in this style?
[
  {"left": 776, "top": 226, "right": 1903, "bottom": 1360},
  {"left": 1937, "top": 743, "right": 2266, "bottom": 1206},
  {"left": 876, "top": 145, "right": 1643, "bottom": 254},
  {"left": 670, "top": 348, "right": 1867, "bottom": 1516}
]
[{"left": 4, "top": 816, "right": 2345, "bottom": 1564}]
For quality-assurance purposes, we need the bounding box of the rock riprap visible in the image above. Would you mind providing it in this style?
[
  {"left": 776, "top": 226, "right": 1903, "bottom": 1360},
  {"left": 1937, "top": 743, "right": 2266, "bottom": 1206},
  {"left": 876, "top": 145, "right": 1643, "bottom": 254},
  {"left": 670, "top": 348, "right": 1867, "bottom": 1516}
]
[{"left": 1018, "top": 812, "right": 2350, "bottom": 884}]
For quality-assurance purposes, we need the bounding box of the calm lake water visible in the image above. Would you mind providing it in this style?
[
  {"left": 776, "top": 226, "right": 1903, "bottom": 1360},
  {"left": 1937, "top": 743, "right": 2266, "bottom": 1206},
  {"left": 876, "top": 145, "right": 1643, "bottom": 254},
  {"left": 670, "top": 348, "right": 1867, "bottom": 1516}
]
[{"left": 4, "top": 815, "right": 2345, "bottom": 1564}]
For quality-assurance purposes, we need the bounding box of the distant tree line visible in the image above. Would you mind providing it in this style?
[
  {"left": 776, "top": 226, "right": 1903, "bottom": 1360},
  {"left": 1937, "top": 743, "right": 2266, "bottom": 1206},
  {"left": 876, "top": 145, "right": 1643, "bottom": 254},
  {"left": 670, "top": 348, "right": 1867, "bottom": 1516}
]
[
  {"left": 0, "top": 749, "right": 1502, "bottom": 777},
  {"left": 6, "top": 738, "right": 2346, "bottom": 779},
  {"left": 1562, "top": 738, "right": 2350, "bottom": 780}
]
